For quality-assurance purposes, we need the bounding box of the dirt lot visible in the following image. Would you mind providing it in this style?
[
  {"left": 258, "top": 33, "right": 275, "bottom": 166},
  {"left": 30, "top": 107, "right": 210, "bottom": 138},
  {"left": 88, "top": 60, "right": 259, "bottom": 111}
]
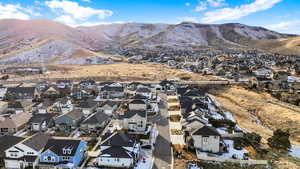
[
  {"left": 212, "top": 86, "right": 300, "bottom": 146},
  {"left": 5, "top": 63, "right": 216, "bottom": 82}
]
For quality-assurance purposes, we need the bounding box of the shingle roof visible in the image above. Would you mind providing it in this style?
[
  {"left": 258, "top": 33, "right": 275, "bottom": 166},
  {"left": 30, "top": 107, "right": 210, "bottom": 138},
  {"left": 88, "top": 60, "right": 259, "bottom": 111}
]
[
  {"left": 78, "top": 99, "right": 97, "bottom": 108},
  {"left": 7, "top": 87, "right": 36, "bottom": 95},
  {"left": 102, "top": 132, "right": 136, "bottom": 147},
  {"left": 100, "top": 146, "right": 133, "bottom": 158},
  {"left": 0, "top": 136, "right": 24, "bottom": 158},
  {"left": 136, "top": 87, "right": 151, "bottom": 93},
  {"left": 192, "top": 126, "right": 220, "bottom": 136},
  {"left": 43, "top": 139, "right": 81, "bottom": 156},
  {"left": 28, "top": 113, "right": 54, "bottom": 124},
  {"left": 82, "top": 111, "right": 110, "bottom": 125},
  {"left": 122, "top": 110, "right": 146, "bottom": 118},
  {"left": 22, "top": 133, "right": 51, "bottom": 151},
  {"left": 8, "top": 102, "right": 23, "bottom": 109},
  {"left": 66, "top": 109, "right": 84, "bottom": 121},
  {"left": 129, "top": 99, "right": 146, "bottom": 105}
]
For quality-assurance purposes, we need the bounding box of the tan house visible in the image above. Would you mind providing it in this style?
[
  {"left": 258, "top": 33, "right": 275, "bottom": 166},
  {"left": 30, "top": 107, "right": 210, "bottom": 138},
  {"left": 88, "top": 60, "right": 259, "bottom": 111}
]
[{"left": 0, "top": 112, "right": 32, "bottom": 135}]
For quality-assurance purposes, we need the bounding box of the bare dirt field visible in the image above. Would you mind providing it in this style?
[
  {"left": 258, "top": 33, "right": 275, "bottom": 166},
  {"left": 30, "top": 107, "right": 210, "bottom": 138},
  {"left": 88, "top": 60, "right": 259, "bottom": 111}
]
[{"left": 5, "top": 63, "right": 215, "bottom": 82}]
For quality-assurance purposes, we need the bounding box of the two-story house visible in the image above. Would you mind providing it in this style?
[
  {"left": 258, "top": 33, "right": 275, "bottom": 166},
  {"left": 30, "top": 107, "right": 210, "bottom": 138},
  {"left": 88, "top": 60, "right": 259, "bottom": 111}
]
[
  {"left": 4, "top": 133, "right": 51, "bottom": 169},
  {"left": 39, "top": 138, "right": 87, "bottom": 169},
  {"left": 191, "top": 126, "right": 221, "bottom": 154},
  {"left": 55, "top": 109, "right": 84, "bottom": 132},
  {"left": 121, "top": 110, "right": 147, "bottom": 132},
  {"left": 28, "top": 114, "right": 54, "bottom": 132},
  {"left": 98, "top": 132, "right": 140, "bottom": 168}
]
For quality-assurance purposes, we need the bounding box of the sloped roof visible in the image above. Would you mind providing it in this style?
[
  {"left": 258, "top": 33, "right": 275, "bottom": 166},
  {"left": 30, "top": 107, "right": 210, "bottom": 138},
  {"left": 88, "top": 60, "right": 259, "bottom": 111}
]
[
  {"left": 192, "top": 126, "right": 220, "bottom": 136},
  {"left": 0, "top": 135, "right": 24, "bottom": 158},
  {"left": 82, "top": 111, "right": 110, "bottom": 125},
  {"left": 8, "top": 102, "right": 23, "bottom": 109},
  {"left": 28, "top": 113, "right": 54, "bottom": 124},
  {"left": 43, "top": 138, "right": 81, "bottom": 157},
  {"left": 102, "top": 132, "right": 136, "bottom": 147},
  {"left": 0, "top": 112, "right": 32, "bottom": 129},
  {"left": 100, "top": 146, "right": 133, "bottom": 158},
  {"left": 22, "top": 132, "right": 51, "bottom": 151},
  {"left": 122, "top": 110, "right": 146, "bottom": 118},
  {"left": 66, "top": 109, "right": 84, "bottom": 121}
]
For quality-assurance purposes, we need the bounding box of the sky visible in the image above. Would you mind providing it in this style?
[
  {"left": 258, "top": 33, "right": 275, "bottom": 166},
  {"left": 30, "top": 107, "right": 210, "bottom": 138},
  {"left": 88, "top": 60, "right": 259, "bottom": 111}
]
[{"left": 0, "top": 0, "right": 299, "bottom": 34}]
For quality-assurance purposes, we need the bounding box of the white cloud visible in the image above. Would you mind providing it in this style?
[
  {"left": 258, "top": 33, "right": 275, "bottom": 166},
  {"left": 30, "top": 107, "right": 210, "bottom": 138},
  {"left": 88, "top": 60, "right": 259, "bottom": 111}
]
[
  {"left": 55, "top": 15, "right": 76, "bottom": 25},
  {"left": 195, "top": 0, "right": 226, "bottom": 12},
  {"left": 45, "top": 0, "right": 113, "bottom": 20},
  {"left": 201, "top": 0, "right": 283, "bottom": 23},
  {"left": 81, "top": 0, "right": 91, "bottom": 2},
  {"left": 0, "top": 3, "right": 31, "bottom": 20},
  {"left": 207, "top": 0, "right": 226, "bottom": 7},
  {"left": 195, "top": 1, "right": 207, "bottom": 12},
  {"left": 178, "top": 17, "right": 198, "bottom": 23},
  {"left": 266, "top": 20, "right": 300, "bottom": 34},
  {"left": 185, "top": 2, "right": 191, "bottom": 7}
]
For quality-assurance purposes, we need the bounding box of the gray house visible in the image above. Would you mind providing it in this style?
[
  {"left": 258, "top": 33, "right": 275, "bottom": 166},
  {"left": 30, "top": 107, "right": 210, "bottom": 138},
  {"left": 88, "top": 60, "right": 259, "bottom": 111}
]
[
  {"left": 28, "top": 114, "right": 54, "bottom": 132},
  {"left": 80, "top": 112, "right": 110, "bottom": 134},
  {"left": 55, "top": 109, "right": 84, "bottom": 131}
]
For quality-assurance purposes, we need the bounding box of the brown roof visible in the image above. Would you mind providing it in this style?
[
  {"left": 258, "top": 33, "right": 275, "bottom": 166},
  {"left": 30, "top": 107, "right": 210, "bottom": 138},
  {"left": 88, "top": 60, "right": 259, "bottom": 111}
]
[
  {"left": 0, "top": 112, "right": 32, "bottom": 129},
  {"left": 66, "top": 109, "right": 84, "bottom": 121}
]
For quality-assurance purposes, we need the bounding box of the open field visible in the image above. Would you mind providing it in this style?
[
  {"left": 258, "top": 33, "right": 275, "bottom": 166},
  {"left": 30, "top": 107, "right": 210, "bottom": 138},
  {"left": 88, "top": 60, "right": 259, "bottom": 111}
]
[
  {"left": 212, "top": 86, "right": 300, "bottom": 146},
  {"left": 3, "top": 63, "right": 215, "bottom": 82}
]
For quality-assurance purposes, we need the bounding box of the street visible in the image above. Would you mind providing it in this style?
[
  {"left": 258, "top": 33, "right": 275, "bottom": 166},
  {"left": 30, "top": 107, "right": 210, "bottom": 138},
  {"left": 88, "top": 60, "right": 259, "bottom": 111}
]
[{"left": 150, "top": 94, "right": 172, "bottom": 169}]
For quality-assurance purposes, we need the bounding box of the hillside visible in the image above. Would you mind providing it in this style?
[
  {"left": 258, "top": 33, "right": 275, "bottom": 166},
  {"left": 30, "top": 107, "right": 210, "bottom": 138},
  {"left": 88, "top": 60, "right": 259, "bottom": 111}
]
[
  {"left": 0, "top": 19, "right": 298, "bottom": 64},
  {"left": 253, "top": 36, "right": 300, "bottom": 55}
]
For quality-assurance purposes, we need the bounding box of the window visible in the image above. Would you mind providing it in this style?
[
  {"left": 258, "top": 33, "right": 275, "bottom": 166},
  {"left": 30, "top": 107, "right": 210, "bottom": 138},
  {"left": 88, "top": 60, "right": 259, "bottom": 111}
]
[
  {"left": 63, "top": 149, "right": 67, "bottom": 154},
  {"left": 63, "top": 156, "right": 70, "bottom": 161},
  {"left": 203, "top": 137, "right": 209, "bottom": 142},
  {"left": 27, "top": 152, "right": 34, "bottom": 155},
  {"left": 67, "top": 149, "right": 72, "bottom": 154},
  {"left": 46, "top": 156, "right": 52, "bottom": 161}
]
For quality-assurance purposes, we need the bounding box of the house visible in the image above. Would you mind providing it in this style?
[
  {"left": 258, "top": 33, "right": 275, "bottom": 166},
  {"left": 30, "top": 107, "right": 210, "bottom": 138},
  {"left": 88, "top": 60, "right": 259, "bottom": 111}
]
[
  {"left": 121, "top": 110, "right": 147, "bottom": 132},
  {"left": 99, "top": 86, "right": 124, "bottom": 99},
  {"left": 55, "top": 109, "right": 84, "bottom": 131},
  {"left": 98, "top": 132, "right": 140, "bottom": 168},
  {"left": 80, "top": 111, "right": 110, "bottom": 134},
  {"left": 0, "top": 112, "right": 32, "bottom": 135},
  {"left": 128, "top": 99, "right": 147, "bottom": 111},
  {"left": 4, "top": 133, "right": 51, "bottom": 169},
  {"left": 0, "top": 87, "right": 7, "bottom": 101},
  {"left": 41, "top": 86, "right": 61, "bottom": 98},
  {"left": 0, "top": 136, "right": 24, "bottom": 167},
  {"left": 6, "top": 87, "right": 39, "bottom": 101},
  {"left": 98, "top": 100, "right": 119, "bottom": 115},
  {"left": 7, "top": 102, "right": 24, "bottom": 114},
  {"left": 135, "top": 87, "right": 153, "bottom": 99},
  {"left": 56, "top": 80, "right": 72, "bottom": 89},
  {"left": 191, "top": 126, "right": 221, "bottom": 154},
  {"left": 39, "top": 138, "right": 87, "bottom": 169},
  {"left": 79, "top": 80, "right": 96, "bottom": 88},
  {"left": 159, "top": 80, "right": 176, "bottom": 93},
  {"left": 37, "top": 100, "right": 55, "bottom": 114},
  {"left": 77, "top": 99, "right": 98, "bottom": 116},
  {"left": 55, "top": 97, "right": 73, "bottom": 114},
  {"left": 28, "top": 114, "right": 54, "bottom": 132}
]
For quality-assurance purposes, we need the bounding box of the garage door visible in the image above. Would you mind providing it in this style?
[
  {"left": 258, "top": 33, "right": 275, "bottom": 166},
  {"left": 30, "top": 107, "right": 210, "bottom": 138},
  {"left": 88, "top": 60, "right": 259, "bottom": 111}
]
[{"left": 5, "top": 159, "right": 20, "bottom": 169}]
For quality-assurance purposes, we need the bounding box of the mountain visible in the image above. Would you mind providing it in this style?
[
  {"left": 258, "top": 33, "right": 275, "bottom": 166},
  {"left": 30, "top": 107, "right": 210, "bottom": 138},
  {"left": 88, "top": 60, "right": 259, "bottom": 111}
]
[
  {"left": 79, "top": 22, "right": 295, "bottom": 50},
  {"left": 0, "top": 19, "right": 298, "bottom": 64}
]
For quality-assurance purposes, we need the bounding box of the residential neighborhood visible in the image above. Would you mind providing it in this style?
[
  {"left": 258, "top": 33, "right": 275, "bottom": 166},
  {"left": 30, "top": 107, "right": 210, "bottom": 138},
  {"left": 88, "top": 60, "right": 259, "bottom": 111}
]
[{"left": 0, "top": 77, "right": 289, "bottom": 169}]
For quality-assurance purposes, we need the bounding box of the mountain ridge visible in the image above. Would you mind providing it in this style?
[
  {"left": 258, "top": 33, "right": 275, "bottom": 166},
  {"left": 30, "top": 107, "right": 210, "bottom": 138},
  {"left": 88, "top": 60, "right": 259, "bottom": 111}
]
[{"left": 0, "top": 19, "right": 298, "bottom": 64}]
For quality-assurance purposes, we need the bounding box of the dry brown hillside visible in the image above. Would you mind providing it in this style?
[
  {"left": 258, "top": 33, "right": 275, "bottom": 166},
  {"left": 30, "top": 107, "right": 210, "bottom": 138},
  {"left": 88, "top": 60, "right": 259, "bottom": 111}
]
[
  {"left": 254, "top": 36, "right": 300, "bottom": 55},
  {"left": 212, "top": 86, "right": 300, "bottom": 146}
]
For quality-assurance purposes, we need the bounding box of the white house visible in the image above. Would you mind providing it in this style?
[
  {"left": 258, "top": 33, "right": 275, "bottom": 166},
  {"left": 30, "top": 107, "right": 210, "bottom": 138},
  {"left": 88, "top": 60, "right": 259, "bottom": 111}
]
[
  {"left": 4, "top": 133, "right": 51, "bottom": 169},
  {"left": 122, "top": 110, "right": 147, "bottom": 132},
  {"left": 191, "top": 126, "right": 221, "bottom": 154},
  {"left": 98, "top": 132, "right": 140, "bottom": 168}
]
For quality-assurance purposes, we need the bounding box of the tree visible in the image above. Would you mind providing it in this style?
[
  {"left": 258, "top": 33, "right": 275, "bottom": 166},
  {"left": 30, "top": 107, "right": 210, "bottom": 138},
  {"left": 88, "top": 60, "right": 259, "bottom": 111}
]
[
  {"left": 268, "top": 129, "right": 291, "bottom": 151},
  {"left": 244, "top": 132, "right": 262, "bottom": 146}
]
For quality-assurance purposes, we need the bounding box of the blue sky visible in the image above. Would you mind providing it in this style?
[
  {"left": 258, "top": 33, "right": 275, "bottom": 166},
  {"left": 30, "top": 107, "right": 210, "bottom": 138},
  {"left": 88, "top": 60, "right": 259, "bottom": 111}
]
[{"left": 0, "top": 0, "right": 299, "bottom": 34}]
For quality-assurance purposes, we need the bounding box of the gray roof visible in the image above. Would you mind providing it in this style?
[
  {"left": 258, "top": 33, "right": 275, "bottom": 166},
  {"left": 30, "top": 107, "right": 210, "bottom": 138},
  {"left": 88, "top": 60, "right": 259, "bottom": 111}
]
[
  {"left": 100, "top": 146, "right": 133, "bottom": 158},
  {"left": 22, "top": 133, "right": 51, "bottom": 151},
  {"left": 0, "top": 136, "right": 24, "bottom": 158},
  {"left": 28, "top": 113, "right": 54, "bottom": 124},
  {"left": 82, "top": 112, "right": 110, "bottom": 125},
  {"left": 122, "top": 110, "right": 146, "bottom": 118},
  {"left": 43, "top": 139, "right": 81, "bottom": 156},
  {"left": 192, "top": 126, "right": 220, "bottom": 136},
  {"left": 102, "top": 132, "right": 136, "bottom": 147}
]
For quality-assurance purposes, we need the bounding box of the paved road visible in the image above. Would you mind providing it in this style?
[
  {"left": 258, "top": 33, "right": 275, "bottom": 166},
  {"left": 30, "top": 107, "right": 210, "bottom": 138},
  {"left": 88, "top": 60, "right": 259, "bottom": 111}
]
[{"left": 152, "top": 94, "right": 172, "bottom": 169}]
